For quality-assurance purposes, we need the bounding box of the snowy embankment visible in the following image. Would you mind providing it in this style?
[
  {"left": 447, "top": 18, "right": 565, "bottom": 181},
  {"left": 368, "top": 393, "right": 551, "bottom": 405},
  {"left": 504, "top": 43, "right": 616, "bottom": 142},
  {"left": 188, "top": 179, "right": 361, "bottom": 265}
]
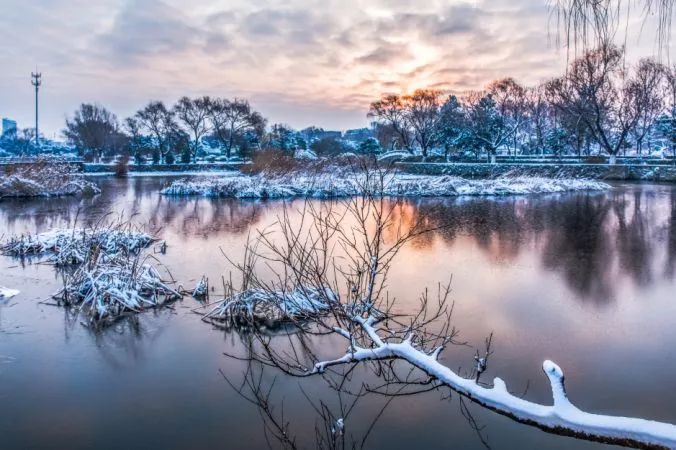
[
  {"left": 161, "top": 173, "right": 610, "bottom": 199},
  {"left": 0, "top": 159, "right": 99, "bottom": 199},
  {"left": 204, "top": 287, "right": 337, "bottom": 328}
]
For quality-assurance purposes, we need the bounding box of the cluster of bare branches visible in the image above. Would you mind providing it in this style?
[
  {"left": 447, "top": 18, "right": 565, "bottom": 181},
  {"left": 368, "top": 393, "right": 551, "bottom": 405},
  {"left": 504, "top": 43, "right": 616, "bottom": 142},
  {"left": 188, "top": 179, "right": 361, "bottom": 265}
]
[
  {"left": 550, "top": 0, "right": 674, "bottom": 54},
  {"left": 213, "top": 162, "right": 676, "bottom": 449}
]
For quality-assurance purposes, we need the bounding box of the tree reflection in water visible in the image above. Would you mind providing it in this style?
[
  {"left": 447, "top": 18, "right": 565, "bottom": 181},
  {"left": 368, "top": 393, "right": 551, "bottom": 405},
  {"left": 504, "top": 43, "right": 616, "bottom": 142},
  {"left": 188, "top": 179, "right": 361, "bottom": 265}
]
[{"left": 409, "top": 187, "right": 674, "bottom": 305}]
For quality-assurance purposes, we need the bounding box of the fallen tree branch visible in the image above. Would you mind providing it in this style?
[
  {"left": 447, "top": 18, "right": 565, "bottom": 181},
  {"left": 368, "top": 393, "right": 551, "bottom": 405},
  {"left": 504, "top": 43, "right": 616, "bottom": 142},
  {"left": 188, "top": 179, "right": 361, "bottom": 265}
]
[{"left": 313, "top": 314, "right": 676, "bottom": 449}]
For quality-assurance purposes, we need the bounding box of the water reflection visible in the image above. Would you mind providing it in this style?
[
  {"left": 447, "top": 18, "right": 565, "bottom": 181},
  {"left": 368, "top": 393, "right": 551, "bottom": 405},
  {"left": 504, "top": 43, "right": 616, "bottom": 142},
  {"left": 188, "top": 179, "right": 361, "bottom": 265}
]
[
  {"left": 2, "top": 177, "right": 676, "bottom": 450},
  {"left": 403, "top": 188, "right": 674, "bottom": 304},
  {"left": 1, "top": 178, "right": 674, "bottom": 307}
]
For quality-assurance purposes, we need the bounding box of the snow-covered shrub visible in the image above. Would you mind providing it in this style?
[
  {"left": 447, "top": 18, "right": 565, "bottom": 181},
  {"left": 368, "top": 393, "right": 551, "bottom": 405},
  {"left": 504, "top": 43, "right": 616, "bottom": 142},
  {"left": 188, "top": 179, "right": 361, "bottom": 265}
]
[
  {"left": 1, "top": 227, "right": 155, "bottom": 266},
  {"left": 204, "top": 287, "right": 337, "bottom": 328},
  {"left": 0, "top": 158, "right": 100, "bottom": 199},
  {"left": 53, "top": 256, "right": 181, "bottom": 326}
]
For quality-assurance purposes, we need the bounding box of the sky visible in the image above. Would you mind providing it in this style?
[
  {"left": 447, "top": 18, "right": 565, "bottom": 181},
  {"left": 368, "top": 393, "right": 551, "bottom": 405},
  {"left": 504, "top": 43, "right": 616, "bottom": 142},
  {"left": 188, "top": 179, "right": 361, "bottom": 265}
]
[{"left": 0, "top": 0, "right": 670, "bottom": 138}]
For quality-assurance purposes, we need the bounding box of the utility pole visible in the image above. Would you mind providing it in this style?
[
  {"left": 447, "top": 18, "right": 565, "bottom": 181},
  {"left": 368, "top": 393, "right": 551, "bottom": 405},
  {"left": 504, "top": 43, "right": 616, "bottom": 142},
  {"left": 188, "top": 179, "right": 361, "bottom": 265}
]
[{"left": 31, "top": 72, "right": 42, "bottom": 148}]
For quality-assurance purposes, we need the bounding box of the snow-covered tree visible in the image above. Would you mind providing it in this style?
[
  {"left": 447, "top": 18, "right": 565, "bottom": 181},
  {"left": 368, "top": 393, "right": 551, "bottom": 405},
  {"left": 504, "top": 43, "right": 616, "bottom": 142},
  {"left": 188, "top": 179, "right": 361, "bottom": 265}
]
[
  {"left": 134, "top": 101, "right": 178, "bottom": 164},
  {"left": 208, "top": 98, "right": 267, "bottom": 159},
  {"left": 64, "top": 103, "right": 127, "bottom": 161},
  {"left": 173, "top": 96, "right": 212, "bottom": 162}
]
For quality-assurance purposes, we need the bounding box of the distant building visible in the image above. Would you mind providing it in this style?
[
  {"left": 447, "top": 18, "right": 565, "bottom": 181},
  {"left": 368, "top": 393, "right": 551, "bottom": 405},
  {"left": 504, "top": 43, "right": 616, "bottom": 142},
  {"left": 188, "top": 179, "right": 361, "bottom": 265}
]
[
  {"left": 300, "top": 127, "right": 342, "bottom": 143},
  {"left": 319, "top": 130, "right": 342, "bottom": 140},
  {"left": 2, "top": 118, "right": 17, "bottom": 137},
  {"left": 343, "top": 128, "right": 373, "bottom": 143}
]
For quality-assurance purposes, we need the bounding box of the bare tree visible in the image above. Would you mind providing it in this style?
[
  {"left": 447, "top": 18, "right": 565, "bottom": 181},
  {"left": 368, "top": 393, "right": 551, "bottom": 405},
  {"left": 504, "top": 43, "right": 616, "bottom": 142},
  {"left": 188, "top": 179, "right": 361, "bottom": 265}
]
[
  {"left": 368, "top": 95, "right": 413, "bottom": 153},
  {"left": 546, "top": 44, "right": 644, "bottom": 163},
  {"left": 135, "top": 101, "right": 177, "bottom": 164},
  {"left": 64, "top": 103, "right": 126, "bottom": 161},
  {"left": 403, "top": 89, "right": 443, "bottom": 159},
  {"left": 487, "top": 78, "right": 528, "bottom": 156},
  {"left": 208, "top": 98, "right": 266, "bottom": 159},
  {"left": 525, "top": 85, "right": 553, "bottom": 157},
  {"left": 173, "top": 96, "right": 212, "bottom": 162}
]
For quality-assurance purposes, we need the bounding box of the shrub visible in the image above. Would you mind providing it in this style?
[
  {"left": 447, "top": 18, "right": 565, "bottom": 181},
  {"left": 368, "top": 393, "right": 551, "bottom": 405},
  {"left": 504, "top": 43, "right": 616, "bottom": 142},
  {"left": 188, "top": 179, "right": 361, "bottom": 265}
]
[{"left": 114, "top": 155, "right": 130, "bottom": 178}]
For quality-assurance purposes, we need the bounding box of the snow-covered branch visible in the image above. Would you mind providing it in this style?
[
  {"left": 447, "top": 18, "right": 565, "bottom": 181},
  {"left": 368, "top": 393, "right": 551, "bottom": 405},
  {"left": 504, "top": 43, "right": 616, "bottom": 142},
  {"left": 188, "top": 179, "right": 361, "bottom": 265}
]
[{"left": 313, "top": 315, "right": 676, "bottom": 449}]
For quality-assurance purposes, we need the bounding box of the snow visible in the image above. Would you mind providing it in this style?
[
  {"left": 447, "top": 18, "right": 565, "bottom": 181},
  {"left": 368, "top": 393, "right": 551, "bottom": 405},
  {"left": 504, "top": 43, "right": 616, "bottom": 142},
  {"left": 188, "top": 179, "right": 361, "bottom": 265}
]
[
  {"left": 0, "top": 286, "right": 19, "bottom": 299},
  {"left": 161, "top": 173, "right": 610, "bottom": 199},
  {"left": 192, "top": 276, "right": 209, "bottom": 298},
  {"left": 1, "top": 228, "right": 155, "bottom": 265},
  {"left": 204, "top": 286, "right": 337, "bottom": 327},
  {"left": 1, "top": 226, "right": 177, "bottom": 325},
  {"left": 314, "top": 315, "right": 676, "bottom": 449},
  {"left": 54, "top": 259, "right": 181, "bottom": 325}
]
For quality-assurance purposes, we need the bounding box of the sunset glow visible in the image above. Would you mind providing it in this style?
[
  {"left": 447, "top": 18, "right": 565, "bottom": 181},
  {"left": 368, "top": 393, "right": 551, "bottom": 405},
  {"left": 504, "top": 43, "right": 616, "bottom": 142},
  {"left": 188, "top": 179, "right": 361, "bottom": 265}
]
[{"left": 0, "top": 0, "right": 664, "bottom": 135}]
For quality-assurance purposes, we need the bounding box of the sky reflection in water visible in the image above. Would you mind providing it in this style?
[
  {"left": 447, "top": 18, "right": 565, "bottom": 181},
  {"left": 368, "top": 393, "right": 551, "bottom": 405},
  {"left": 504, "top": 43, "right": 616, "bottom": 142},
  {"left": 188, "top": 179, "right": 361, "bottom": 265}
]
[{"left": 0, "top": 176, "right": 675, "bottom": 450}]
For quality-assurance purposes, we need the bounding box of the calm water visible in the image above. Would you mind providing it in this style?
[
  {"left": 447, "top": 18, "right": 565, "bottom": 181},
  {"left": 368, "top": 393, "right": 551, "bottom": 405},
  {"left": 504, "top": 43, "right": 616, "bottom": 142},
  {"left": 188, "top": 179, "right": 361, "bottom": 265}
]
[{"left": 1, "top": 176, "right": 675, "bottom": 450}]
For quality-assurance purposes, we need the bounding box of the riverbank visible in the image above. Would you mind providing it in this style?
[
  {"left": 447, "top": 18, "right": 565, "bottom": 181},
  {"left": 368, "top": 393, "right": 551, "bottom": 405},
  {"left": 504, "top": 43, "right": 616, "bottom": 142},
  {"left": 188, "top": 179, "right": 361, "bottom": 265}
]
[
  {"left": 83, "top": 162, "right": 245, "bottom": 174},
  {"left": 394, "top": 162, "right": 676, "bottom": 182},
  {"left": 4, "top": 158, "right": 676, "bottom": 182}
]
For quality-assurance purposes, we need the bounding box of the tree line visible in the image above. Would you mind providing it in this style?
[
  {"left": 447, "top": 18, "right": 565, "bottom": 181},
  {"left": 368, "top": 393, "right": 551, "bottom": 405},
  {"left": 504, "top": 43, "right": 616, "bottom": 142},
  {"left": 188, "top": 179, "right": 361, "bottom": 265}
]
[
  {"left": 368, "top": 44, "right": 675, "bottom": 162},
  {"left": 61, "top": 97, "right": 269, "bottom": 163},
  {"left": 2, "top": 44, "right": 673, "bottom": 164}
]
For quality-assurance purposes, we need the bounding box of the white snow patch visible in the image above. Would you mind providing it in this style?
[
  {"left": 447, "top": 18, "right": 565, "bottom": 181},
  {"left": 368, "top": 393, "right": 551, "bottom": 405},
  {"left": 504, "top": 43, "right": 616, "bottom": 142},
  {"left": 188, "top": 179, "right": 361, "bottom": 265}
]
[
  {"left": 162, "top": 173, "right": 610, "bottom": 199},
  {"left": 54, "top": 260, "right": 181, "bottom": 325},
  {"left": 0, "top": 286, "right": 19, "bottom": 299}
]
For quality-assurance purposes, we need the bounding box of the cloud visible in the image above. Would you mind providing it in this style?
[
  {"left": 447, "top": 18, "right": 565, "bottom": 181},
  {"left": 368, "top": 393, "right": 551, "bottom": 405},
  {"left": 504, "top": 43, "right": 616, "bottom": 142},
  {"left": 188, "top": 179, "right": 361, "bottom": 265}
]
[
  {"left": 355, "top": 42, "right": 411, "bottom": 65},
  {"left": 95, "top": 0, "right": 208, "bottom": 62},
  {"left": 0, "top": 0, "right": 660, "bottom": 135}
]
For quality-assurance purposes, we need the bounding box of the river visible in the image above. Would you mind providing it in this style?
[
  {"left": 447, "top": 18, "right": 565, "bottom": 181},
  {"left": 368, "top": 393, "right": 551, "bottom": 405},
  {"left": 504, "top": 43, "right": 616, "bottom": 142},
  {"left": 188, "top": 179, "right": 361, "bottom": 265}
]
[{"left": 0, "top": 176, "right": 675, "bottom": 449}]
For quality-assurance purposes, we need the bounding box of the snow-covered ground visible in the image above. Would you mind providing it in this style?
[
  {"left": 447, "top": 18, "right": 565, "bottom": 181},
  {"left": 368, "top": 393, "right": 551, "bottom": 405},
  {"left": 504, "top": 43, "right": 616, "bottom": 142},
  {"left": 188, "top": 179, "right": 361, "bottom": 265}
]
[{"left": 161, "top": 173, "right": 610, "bottom": 199}]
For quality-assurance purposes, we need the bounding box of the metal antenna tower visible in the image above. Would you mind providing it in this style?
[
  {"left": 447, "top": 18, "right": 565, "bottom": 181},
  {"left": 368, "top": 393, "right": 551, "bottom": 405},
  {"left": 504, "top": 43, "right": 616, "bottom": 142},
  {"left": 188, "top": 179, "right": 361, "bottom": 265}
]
[{"left": 31, "top": 71, "right": 42, "bottom": 147}]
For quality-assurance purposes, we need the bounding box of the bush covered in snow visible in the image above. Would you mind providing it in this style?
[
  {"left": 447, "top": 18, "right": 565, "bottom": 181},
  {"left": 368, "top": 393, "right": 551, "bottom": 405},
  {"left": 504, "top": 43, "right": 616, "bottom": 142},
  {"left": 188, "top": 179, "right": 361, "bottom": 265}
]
[
  {"left": 53, "top": 256, "right": 181, "bottom": 326},
  {"left": 162, "top": 172, "right": 610, "bottom": 199},
  {"left": 204, "top": 287, "right": 337, "bottom": 329},
  {"left": 5, "top": 223, "right": 182, "bottom": 326},
  {"left": 1, "top": 227, "right": 155, "bottom": 266},
  {"left": 0, "top": 158, "right": 100, "bottom": 199}
]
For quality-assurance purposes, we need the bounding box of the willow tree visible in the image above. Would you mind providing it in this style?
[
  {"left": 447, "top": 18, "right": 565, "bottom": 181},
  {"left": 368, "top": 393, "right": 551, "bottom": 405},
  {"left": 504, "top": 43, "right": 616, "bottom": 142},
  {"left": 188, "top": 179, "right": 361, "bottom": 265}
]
[{"left": 551, "top": 0, "right": 674, "bottom": 53}]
